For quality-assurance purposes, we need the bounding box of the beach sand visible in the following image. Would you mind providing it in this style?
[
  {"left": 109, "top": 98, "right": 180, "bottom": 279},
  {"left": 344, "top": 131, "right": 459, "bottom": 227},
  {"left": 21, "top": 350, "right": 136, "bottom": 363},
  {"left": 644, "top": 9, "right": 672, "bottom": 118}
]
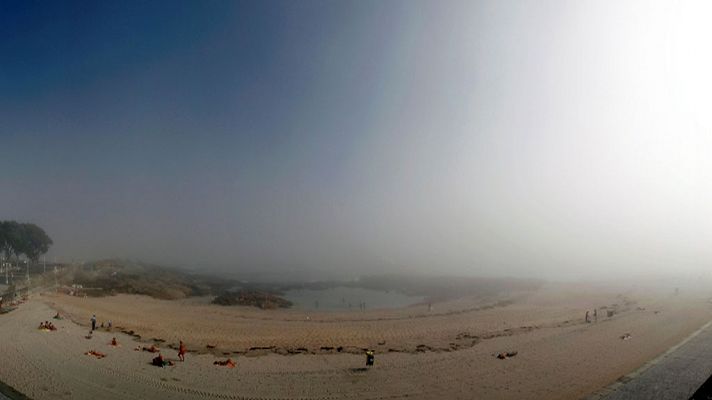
[{"left": 0, "top": 282, "right": 710, "bottom": 399}]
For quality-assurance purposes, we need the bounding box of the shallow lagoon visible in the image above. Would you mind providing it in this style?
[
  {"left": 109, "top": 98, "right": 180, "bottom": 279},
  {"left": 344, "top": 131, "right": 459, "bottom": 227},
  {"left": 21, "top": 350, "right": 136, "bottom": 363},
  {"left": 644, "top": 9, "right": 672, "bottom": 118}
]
[{"left": 284, "top": 286, "right": 424, "bottom": 310}]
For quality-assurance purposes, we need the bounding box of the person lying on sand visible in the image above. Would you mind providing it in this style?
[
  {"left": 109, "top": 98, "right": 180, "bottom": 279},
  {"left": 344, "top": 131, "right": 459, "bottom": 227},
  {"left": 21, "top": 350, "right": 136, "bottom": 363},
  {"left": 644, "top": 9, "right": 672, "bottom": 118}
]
[
  {"left": 141, "top": 345, "right": 160, "bottom": 353},
  {"left": 495, "top": 351, "right": 518, "bottom": 359},
  {"left": 53, "top": 312, "right": 62, "bottom": 320},
  {"left": 85, "top": 350, "right": 106, "bottom": 359},
  {"left": 213, "top": 358, "right": 236, "bottom": 368},
  {"left": 178, "top": 340, "right": 187, "bottom": 362}
]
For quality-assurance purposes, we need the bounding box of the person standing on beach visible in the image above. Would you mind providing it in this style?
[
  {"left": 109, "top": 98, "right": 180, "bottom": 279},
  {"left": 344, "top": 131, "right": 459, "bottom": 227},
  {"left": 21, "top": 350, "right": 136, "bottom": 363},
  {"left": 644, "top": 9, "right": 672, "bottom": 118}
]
[
  {"left": 593, "top": 309, "right": 597, "bottom": 323},
  {"left": 585, "top": 311, "right": 590, "bottom": 323},
  {"left": 178, "top": 340, "right": 187, "bottom": 362},
  {"left": 91, "top": 314, "right": 97, "bottom": 331}
]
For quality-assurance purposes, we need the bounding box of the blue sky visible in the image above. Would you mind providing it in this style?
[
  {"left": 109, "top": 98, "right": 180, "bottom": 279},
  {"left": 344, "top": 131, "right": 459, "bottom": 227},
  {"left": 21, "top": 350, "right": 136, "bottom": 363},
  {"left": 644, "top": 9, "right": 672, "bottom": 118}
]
[
  {"left": 0, "top": 0, "right": 424, "bottom": 276},
  {"left": 2, "top": 1, "right": 712, "bottom": 280}
]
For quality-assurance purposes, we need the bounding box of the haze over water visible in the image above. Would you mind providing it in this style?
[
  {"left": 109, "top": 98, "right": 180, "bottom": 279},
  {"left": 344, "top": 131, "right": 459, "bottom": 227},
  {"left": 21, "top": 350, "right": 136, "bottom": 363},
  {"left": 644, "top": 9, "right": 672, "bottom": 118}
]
[
  {"left": 284, "top": 287, "right": 424, "bottom": 311},
  {"left": 2, "top": 1, "right": 712, "bottom": 281}
]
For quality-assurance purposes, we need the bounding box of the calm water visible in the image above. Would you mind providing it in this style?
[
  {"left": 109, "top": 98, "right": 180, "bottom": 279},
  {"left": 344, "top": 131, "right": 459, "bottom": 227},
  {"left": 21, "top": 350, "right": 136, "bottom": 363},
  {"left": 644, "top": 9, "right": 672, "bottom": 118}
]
[{"left": 284, "top": 286, "right": 424, "bottom": 311}]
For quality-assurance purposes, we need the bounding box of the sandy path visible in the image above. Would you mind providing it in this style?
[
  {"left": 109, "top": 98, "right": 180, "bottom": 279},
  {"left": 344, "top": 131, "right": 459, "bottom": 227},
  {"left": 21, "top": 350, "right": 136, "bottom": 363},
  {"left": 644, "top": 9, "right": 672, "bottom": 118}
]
[{"left": 0, "top": 285, "right": 709, "bottom": 399}]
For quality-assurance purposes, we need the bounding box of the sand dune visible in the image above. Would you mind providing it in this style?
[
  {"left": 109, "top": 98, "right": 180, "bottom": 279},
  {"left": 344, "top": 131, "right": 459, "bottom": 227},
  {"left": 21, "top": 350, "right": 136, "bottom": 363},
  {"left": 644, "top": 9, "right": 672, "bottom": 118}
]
[{"left": 0, "top": 283, "right": 709, "bottom": 399}]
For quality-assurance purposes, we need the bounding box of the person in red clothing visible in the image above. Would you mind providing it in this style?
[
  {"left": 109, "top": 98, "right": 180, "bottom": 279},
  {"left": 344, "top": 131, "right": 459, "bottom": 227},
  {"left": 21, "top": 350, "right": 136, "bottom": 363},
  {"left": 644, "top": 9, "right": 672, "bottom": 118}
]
[{"left": 178, "top": 340, "right": 187, "bottom": 362}]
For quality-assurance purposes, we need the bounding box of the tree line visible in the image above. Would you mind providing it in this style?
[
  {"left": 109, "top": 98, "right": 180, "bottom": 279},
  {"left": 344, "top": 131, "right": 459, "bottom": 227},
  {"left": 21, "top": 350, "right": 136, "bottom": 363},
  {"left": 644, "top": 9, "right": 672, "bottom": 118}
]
[{"left": 0, "top": 221, "right": 53, "bottom": 263}]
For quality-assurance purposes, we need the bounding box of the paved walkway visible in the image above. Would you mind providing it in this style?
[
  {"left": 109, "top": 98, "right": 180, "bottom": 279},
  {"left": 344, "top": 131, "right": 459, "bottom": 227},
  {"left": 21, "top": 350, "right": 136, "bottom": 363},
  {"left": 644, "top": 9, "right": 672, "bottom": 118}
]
[
  {"left": 591, "top": 321, "right": 712, "bottom": 400},
  {"left": 0, "top": 383, "right": 23, "bottom": 400}
]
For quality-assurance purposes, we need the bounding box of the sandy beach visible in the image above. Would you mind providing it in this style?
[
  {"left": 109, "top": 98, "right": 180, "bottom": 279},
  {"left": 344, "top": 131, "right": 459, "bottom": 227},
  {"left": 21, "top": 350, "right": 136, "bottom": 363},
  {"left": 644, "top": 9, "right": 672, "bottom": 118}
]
[{"left": 0, "top": 283, "right": 710, "bottom": 400}]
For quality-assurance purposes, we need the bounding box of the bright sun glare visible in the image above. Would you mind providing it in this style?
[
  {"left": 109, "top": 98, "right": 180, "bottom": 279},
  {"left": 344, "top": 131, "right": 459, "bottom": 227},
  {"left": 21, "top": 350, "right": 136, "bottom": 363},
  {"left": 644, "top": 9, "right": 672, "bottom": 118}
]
[{"left": 670, "top": 1, "right": 712, "bottom": 131}]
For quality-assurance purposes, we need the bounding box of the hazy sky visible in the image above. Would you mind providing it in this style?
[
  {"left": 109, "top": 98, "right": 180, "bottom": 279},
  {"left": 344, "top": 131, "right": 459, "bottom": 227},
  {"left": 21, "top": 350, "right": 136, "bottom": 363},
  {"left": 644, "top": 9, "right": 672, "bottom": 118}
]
[{"left": 2, "top": 0, "right": 712, "bottom": 280}]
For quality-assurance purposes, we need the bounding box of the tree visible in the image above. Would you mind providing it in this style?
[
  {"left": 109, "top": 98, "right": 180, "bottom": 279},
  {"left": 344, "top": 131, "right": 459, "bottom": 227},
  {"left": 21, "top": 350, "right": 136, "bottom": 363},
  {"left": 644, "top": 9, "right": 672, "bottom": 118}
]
[
  {"left": 0, "top": 221, "right": 23, "bottom": 261},
  {"left": 0, "top": 221, "right": 53, "bottom": 262},
  {"left": 19, "top": 223, "right": 53, "bottom": 262}
]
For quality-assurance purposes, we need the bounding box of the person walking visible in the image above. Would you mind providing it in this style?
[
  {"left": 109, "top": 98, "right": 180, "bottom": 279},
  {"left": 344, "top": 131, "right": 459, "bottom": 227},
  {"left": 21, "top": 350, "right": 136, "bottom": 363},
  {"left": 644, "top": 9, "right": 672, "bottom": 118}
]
[
  {"left": 178, "top": 340, "right": 187, "bottom": 362},
  {"left": 366, "top": 350, "right": 375, "bottom": 367},
  {"left": 91, "top": 314, "right": 97, "bottom": 331}
]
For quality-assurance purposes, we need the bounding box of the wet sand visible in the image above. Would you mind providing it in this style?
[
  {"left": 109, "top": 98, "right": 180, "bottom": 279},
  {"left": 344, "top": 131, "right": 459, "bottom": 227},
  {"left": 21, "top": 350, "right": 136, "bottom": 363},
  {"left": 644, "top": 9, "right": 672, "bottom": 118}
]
[{"left": 0, "top": 283, "right": 710, "bottom": 399}]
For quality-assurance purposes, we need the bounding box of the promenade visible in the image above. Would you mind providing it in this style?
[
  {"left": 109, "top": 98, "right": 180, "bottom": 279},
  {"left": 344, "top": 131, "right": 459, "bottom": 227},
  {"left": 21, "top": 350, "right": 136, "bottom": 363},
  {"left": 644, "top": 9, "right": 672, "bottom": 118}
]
[{"left": 592, "top": 321, "right": 712, "bottom": 400}]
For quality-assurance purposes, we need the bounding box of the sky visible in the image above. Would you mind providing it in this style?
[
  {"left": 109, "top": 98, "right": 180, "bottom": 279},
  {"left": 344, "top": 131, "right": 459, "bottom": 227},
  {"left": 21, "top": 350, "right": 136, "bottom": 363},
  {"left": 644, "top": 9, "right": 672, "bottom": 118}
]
[{"left": 2, "top": 0, "right": 712, "bottom": 280}]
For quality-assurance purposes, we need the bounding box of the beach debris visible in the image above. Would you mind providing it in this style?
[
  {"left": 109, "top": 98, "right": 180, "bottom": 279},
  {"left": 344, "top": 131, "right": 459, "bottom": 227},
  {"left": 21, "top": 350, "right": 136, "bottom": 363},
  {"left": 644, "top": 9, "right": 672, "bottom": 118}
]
[
  {"left": 495, "top": 351, "right": 518, "bottom": 359},
  {"left": 214, "top": 358, "right": 236, "bottom": 368},
  {"left": 387, "top": 348, "right": 404, "bottom": 353},
  {"left": 456, "top": 332, "right": 478, "bottom": 340},
  {"left": 285, "top": 348, "right": 309, "bottom": 355},
  {"left": 416, "top": 344, "right": 434, "bottom": 352},
  {"left": 85, "top": 350, "right": 106, "bottom": 359},
  {"left": 248, "top": 345, "right": 276, "bottom": 352},
  {"left": 607, "top": 310, "right": 615, "bottom": 318},
  {"left": 0, "top": 306, "right": 17, "bottom": 315},
  {"left": 620, "top": 333, "right": 632, "bottom": 340},
  {"left": 206, "top": 344, "right": 216, "bottom": 349}
]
